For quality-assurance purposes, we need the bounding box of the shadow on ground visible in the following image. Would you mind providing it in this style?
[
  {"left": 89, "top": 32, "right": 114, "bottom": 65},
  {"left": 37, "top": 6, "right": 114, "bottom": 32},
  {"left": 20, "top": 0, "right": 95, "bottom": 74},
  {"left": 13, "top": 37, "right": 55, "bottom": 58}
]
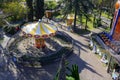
[
  {"left": 67, "top": 53, "right": 103, "bottom": 78},
  {"left": 15, "top": 62, "right": 59, "bottom": 80},
  {"left": 58, "top": 31, "right": 89, "bottom": 53},
  {"left": 73, "top": 28, "right": 91, "bottom": 35}
]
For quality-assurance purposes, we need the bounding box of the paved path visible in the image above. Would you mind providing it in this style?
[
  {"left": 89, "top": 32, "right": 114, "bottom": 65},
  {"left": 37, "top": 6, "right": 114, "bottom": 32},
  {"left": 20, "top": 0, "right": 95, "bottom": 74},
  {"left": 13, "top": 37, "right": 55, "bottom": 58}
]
[
  {"left": 101, "top": 16, "right": 111, "bottom": 26},
  {"left": 58, "top": 28, "right": 112, "bottom": 80}
]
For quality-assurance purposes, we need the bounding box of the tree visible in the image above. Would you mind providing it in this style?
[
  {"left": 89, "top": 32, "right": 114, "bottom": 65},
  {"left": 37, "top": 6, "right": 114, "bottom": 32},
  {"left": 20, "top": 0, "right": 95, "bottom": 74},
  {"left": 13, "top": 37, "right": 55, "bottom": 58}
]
[
  {"left": 34, "top": 0, "right": 44, "bottom": 20},
  {"left": 3, "top": 2, "right": 27, "bottom": 21},
  {"left": 91, "top": 0, "right": 115, "bottom": 28},
  {"left": 0, "top": 0, "right": 20, "bottom": 8},
  {"left": 61, "top": 0, "right": 93, "bottom": 31},
  {"left": 26, "top": 0, "right": 33, "bottom": 22},
  {"left": 45, "top": 1, "right": 57, "bottom": 10}
]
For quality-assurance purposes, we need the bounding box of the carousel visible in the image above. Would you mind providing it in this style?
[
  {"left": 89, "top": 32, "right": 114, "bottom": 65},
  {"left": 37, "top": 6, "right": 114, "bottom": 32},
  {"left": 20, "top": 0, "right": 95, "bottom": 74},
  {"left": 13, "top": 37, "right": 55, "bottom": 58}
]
[
  {"left": 7, "top": 18, "right": 72, "bottom": 66},
  {"left": 21, "top": 19, "right": 57, "bottom": 48}
]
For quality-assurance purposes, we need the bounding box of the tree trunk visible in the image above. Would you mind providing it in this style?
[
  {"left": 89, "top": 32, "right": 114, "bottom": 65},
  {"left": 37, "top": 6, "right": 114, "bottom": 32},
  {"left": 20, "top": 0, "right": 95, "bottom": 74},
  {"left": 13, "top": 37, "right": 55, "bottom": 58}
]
[
  {"left": 80, "top": 14, "right": 82, "bottom": 24},
  {"left": 73, "top": 2, "right": 77, "bottom": 32},
  {"left": 85, "top": 16, "right": 88, "bottom": 30},
  {"left": 35, "top": 0, "right": 44, "bottom": 20},
  {"left": 110, "top": 15, "right": 113, "bottom": 29},
  {"left": 99, "top": 9, "right": 102, "bottom": 19},
  {"left": 26, "top": 0, "right": 33, "bottom": 22},
  {"left": 93, "top": 14, "right": 96, "bottom": 27},
  {"left": 109, "top": 1, "right": 115, "bottom": 29},
  {"left": 98, "top": 1, "right": 102, "bottom": 19}
]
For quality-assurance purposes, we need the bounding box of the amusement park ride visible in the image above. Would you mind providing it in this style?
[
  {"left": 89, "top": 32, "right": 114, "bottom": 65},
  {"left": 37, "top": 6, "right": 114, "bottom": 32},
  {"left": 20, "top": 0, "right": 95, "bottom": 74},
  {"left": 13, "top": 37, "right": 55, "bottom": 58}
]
[
  {"left": 21, "top": 10, "right": 57, "bottom": 49},
  {"left": 98, "top": 0, "right": 120, "bottom": 54},
  {"left": 21, "top": 19, "right": 57, "bottom": 48}
]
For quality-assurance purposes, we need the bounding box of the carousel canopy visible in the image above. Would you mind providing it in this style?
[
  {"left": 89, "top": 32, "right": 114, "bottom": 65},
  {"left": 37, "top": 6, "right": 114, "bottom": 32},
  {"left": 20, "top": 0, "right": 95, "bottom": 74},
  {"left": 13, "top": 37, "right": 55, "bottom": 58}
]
[{"left": 21, "top": 20, "right": 57, "bottom": 38}]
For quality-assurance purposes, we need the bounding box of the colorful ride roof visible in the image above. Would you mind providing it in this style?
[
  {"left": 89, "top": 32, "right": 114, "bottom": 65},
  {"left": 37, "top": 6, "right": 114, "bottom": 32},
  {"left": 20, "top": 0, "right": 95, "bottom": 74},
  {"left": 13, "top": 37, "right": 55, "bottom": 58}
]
[{"left": 21, "top": 20, "right": 57, "bottom": 38}]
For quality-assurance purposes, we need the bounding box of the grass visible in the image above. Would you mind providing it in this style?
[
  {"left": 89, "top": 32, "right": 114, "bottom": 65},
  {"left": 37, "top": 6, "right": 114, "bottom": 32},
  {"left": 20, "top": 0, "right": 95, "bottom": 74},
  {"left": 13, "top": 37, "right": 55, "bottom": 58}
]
[
  {"left": 55, "top": 14, "right": 95, "bottom": 30},
  {"left": 102, "top": 12, "right": 112, "bottom": 19},
  {"left": 53, "top": 9, "right": 113, "bottom": 31},
  {"left": 104, "top": 27, "right": 111, "bottom": 32},
  {"left": 79, "top": 16, "right": 94, "bottom": 30},
  {"left": 87, "top": 17, "right": 94, "bottom": 30}
]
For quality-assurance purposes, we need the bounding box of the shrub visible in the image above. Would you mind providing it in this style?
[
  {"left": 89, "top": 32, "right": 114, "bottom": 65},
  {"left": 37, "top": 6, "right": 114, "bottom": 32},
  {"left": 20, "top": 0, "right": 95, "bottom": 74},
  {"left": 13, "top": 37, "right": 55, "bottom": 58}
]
[
  {"left": 0, "top": 15, "right": 6, "bottom": 27},
  {"left": 3, "top": 25, "right": 17, "bottom": 35},
  {"left": 66, "top": 64, "right": 80, "bottom": 80},
  {"left": 3, "top": 2, "right": 27, "bottom": 22},
  {"left": 66, "top": 76, "right": 75, "bottom": 80},
  {"left": 96, "top": 18, "right": 102, "bottom": 27},
  {"left": 93, "top": 18, "right": 102, "bottom": 28},
  {"left": 45, "top": 1, "right": 57, "bottom": 10}
]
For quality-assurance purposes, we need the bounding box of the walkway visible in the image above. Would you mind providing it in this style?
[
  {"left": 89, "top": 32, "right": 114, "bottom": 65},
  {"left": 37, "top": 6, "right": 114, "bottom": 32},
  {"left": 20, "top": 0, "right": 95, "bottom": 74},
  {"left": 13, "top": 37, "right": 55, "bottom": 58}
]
[{"left": 59, "top": 27, "right": 112, "bottom": 80}]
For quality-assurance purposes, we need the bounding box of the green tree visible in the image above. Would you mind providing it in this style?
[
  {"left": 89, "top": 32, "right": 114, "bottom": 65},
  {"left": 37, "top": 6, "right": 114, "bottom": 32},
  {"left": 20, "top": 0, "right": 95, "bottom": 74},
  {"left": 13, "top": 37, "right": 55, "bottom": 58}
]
[
  {"left": 45, "top": 1, "right": 57, "bottom": 10},
  {"left": 61, "top": 0, "right": 93, "bottom": 31},
  {"left": 26, "top": 0, "right": 33, "bottom": 22},
  {"left": 3, "top": 2, "right": 27, "bottom": 21},
  {"left": 34, "top": 0, "right": 44, "bottom": 20},
  {"left": 0, "top": 0, "right": 20, "bottom": 8}
]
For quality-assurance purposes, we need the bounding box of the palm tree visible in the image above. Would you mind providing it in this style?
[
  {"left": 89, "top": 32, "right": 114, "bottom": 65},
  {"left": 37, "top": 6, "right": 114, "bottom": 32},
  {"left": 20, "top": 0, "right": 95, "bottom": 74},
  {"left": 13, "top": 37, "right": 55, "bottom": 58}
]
[{"left": 61, "top": 0, "right": 93, "bottom": 31}]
